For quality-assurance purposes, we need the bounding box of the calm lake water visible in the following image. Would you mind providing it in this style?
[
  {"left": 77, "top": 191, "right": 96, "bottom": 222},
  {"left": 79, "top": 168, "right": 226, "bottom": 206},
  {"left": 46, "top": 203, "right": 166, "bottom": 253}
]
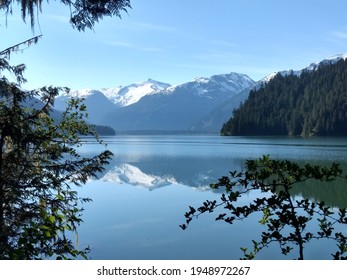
[{"left": 75, "top": 135, "right": 347, "bottom": 260}]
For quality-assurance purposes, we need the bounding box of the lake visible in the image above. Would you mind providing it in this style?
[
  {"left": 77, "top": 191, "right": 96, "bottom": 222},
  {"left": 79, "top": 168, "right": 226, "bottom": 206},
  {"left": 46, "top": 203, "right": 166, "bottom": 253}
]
[{"left": 75, "top": 135, "right": 347, "bottom": 260}]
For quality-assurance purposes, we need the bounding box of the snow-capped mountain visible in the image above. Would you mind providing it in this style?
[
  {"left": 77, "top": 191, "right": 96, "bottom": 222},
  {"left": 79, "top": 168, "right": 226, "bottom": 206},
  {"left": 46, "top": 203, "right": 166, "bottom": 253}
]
[
  {"left": 52, "top": 52, "right": 347, "bottom": 133},
  {"left": 200, "top": 53, "right": 347, "bottom": 132},
  {"left": 102, "top": 72, "right": 255, "bottom": 132},
  {"left": 166, "top": 72, "right": 254, "bottom": 98},
  {"left": 260, "top": 53, "right": 347, "bottom": 83},
  {"left": 55, "top": 78, "right": 170, "bottom": 109},
  {"left": 259, "top": 70, "right": 299, "bottom": 84},
  {"left": 101, "top": 79, "right": 171, "bottom": 107},
  {"left": 306, "top": 53, "right": 347, "bottom": 70},
  {"left": 54, "top": 79, "right": 170, "bottom": 125}
]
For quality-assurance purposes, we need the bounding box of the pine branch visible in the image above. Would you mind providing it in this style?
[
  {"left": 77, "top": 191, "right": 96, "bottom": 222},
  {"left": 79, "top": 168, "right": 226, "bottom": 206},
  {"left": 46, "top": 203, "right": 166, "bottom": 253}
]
[{"left": 0, "top": 35, "right": 42, "bottom": 58}]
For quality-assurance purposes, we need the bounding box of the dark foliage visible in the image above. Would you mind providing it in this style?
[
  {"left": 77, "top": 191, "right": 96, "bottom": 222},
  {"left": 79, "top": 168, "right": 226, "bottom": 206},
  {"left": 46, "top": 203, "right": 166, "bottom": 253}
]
[
  {"left": 0, "top": 45, "right": 113, "bottom": 259},
  {"left": 181, "top": 155, "right": 347, "bottom": 260},
  {"left": 1, "top": 0, "right": 131, "bottom": 31},
  {"left": 0, "top": 0, "right": 126, "bottom": 260},
  {"left": 221, "top": 60, "right": 347, "bottom": 136},
  {"left": 93, "top": 125, "right": 116, "bottom": 136}
]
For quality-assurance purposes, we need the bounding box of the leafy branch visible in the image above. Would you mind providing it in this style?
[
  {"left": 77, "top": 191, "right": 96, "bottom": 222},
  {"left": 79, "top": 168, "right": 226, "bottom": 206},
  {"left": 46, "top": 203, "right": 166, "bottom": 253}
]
[{"left": 181, "top": 155, "right": 347, "bottom": 260}]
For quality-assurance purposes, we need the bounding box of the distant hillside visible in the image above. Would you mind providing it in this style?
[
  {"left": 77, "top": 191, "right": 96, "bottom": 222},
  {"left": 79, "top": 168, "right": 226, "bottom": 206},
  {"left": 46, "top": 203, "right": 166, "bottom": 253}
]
[
  {"left": 53, "top": 74, "right": 254, "bottom": 134},
  {"left": 221, "top": 59, "right": 347, "bottom": 136},
  {"left": 191, "top": 88, "right": 251, "bottom": 132},
  {"left": 102, "top": 73, "right": 255, "bottom": 133},
  {"left": 54, "top": 89, "right": 118, "bottom": 125},
  {"left": 93, "top": 125, "right": 116, "bottom": 136}
]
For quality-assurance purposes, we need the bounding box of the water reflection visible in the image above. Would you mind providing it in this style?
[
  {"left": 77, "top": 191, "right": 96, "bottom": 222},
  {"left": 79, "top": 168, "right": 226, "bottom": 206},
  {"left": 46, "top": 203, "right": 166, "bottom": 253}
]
[
  {"left": 77, "top": 136, "right": 347, "bottom": 259},
  {"left": 292, "top": 177, "right": 347, "bottom": 209},
  {"left": 96, "top": 155, "right": 243, "bottom": 191},
  {"left": 92, "top": 147, "right": 347, "bottom": 209},
  {"left": 101, "top": 163, "right": 176, "bottom": 190}
]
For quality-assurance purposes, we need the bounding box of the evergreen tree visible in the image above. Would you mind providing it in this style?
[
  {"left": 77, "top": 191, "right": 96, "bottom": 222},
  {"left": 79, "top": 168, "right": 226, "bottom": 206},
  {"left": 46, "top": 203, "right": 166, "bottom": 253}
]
[
  {"left": 0, "top": 43, "right": 113, "bottom": 260},
  {"left": 221, "top": 60, "right": 347, "bottom": 136},
  {"left": 1, "top": 0, "right": 131, "bottom": 31},
  {"left": 94, "top": 125, "right": 116, "bottom": 136},
  {"left": 0, "top": 0, "right": 130, "bottom": 260}
]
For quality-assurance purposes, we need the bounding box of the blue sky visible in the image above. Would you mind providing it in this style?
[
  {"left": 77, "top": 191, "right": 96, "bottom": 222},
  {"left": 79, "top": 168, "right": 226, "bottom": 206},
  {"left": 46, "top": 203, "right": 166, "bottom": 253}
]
[{"left": 2, "top": 0, "right": 347, "bottom": 90}]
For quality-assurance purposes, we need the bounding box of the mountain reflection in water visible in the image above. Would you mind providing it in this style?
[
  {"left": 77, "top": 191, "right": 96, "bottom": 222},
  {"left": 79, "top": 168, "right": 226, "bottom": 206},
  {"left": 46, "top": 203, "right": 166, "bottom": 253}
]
[{"left": 76, "top": 136, "right": 347, "bottom": 259}]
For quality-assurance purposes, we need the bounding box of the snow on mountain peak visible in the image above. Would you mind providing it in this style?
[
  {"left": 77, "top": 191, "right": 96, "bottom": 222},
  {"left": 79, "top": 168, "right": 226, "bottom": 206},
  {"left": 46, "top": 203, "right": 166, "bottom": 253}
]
[
  {"left": 56, "top": 79, "right": 171, "bottom": 109},
  {"left": 167, "top": 72, "right": 255, "bottom": 96},
  {"left": 260, "top": 53, "right": 347, "bottom": 83},
  {"left": 306, "top": 52, "right": 347, "bottom": 70},
  {"left": 194, "top": 77, "right": 210, "bottom": 84},
  {"left": 60, "top": 88, "right": 103, "bottom": 98},
  {"left": 101, "top": 79, "right": 171, "bottom": 107},
  {"left": 326, "top": 53, "right": 347, "bottom": 61},
  {"left": 260, "top": 72, "right": 278, "bottom": 83}
]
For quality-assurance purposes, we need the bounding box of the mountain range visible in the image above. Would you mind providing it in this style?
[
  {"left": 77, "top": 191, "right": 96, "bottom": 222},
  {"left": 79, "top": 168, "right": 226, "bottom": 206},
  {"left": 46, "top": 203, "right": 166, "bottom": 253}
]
[
  {"left": 55, "top": 73, "right": 255, "bottom": 133},
  {"left": 54, "top": 53, "right": 347, "bottom": 134},
  {"left": 221, "top": 54, "right": 347, "bottom": 136}
]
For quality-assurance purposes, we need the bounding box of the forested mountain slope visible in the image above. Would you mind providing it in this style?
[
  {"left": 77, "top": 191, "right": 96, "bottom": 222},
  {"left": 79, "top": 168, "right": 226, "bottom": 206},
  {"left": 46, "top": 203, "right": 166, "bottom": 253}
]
[{"left": 221, "top": 59, "right": 347, "bottom": 136}]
